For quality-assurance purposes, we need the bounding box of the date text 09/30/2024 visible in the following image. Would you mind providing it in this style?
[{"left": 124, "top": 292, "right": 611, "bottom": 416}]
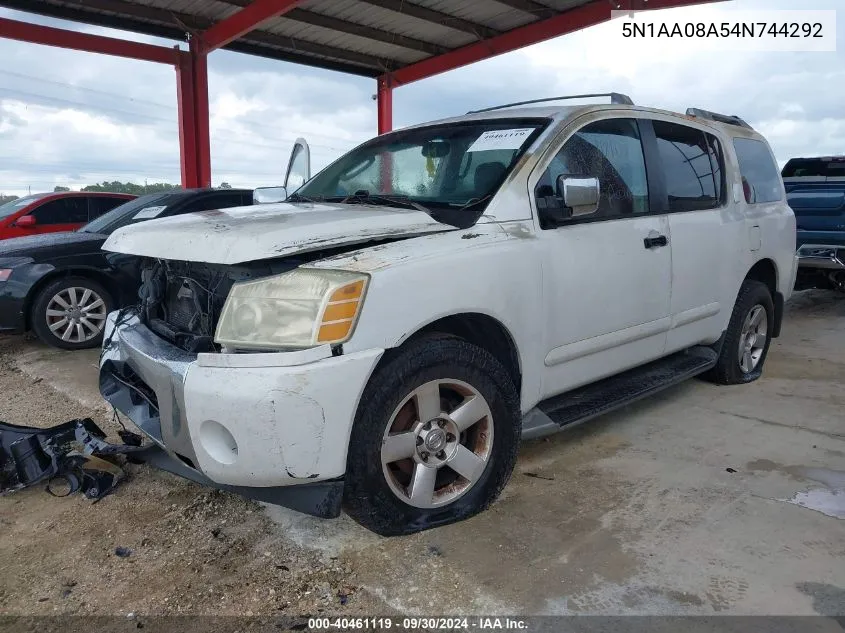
[{"left": 308, "top": 617, "right": 529, "bottom": 630}]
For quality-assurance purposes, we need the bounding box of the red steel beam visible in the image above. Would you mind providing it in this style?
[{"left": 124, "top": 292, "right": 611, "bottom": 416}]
[
  {"left": 377, "top": 75, "right": 393, "bottom": 135},
  {"left": 0, "top": 16, "right": 178, "bottom": 64},
  {"left": 190, "top": 38, "right": 212, "bottom": 187},
  {"left": 176, "top": 50, "right": 200, "bottom": 189},
  {"left": 201, "top": 0, "right": 305, "bottom": 52},
  {"left": 385, "top": 0, "right": 719, "bottom": 86}
]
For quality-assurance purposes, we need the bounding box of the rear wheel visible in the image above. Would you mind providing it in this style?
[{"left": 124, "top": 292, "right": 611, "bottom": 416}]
[
  {"left": 343, "top": 337, "right": 520, "bottom": 536},
  {"left": 31, "top": 277, "right": 113, "bottom": 350},
  {"left": 705, "top": 279, "right": 774, "bottom": 385}
]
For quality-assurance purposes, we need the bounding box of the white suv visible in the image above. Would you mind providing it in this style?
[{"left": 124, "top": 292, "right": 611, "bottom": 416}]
[{"left": 99, "top": 94, "right": 797, "bottom": 536}]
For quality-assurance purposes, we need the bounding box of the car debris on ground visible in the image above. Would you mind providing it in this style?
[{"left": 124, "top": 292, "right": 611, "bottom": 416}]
[{"left": 0, "top": 417, "right": 145, "bottom": 501}]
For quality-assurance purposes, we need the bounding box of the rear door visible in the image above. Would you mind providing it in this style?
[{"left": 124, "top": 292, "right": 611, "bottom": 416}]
[{"left": 644, "top": 118, "right": 734, "bottom": 353}]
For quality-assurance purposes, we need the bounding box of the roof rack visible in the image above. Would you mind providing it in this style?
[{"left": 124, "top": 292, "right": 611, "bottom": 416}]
[
  {"left": 686, "top": 107, "right": 752, "bottom": 130},
  {"left": 467, "top": 92, "right": 634, "bottom": 114}
]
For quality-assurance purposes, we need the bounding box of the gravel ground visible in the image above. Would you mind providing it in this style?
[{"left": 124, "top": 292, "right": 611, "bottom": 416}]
[{"left": 0, "top": 334, "right": 390, "bottom": 617}]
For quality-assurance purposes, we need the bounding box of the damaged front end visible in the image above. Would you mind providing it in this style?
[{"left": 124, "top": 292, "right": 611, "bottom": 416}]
[
  {"left": 136, "top": 259, "right": 290, "bottom": 354},
  {"left": 0, "top": 418, "right": 145, "bottom": 501}
]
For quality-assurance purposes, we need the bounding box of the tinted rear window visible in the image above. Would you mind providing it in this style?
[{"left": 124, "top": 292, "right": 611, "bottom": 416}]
[
  {"left": 653, "top": 120, "right": 722, "bottom": 212},
  {"left": 782, "top": 158, "right": 845, "bottom": 179},
  {"left": 732, "top": 138, "right": 783, "bottom": 204}
]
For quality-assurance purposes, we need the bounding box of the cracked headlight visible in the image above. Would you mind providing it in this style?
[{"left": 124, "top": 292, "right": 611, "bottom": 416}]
[{"left": 214, "top": 268, "right": 369, "bottom": 350}]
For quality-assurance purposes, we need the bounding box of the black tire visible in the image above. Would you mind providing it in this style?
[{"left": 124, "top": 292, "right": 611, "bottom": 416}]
[
  {"left": 343, "top": 336, "right": 521, "bottom": 536},
  {"left": 705, "top": 280, "right": 774, "bottom": 385},
  {"left": 30, "top": 276, "right": 114, "bottom": 350}
]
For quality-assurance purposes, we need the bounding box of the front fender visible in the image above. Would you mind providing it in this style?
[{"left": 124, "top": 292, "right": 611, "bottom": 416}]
[{"left": 307, "top": 225, "right": 546, "bottom": 412}]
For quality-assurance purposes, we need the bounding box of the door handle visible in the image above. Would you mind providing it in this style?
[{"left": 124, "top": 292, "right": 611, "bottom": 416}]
[{"left": 643, "top": 234, "right": 668, "bottom": 249}]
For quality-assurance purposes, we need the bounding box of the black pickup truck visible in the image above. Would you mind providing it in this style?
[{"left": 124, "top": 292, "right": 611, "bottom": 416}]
[{"left": 783, "top": 156, "right": 845, "bottom": 292}]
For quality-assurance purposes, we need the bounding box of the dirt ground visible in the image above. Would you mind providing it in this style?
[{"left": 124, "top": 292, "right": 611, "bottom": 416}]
[
  {"left": 0, "top": 336, "right": 389, "bottom": 617},
  {"left": 0, "top": 290, "right": 843, "bottom": 618}
]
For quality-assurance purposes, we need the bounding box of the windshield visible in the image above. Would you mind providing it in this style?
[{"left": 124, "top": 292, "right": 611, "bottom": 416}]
[
  {"left": 295, "top": 119, "right": 548, "bottom": 227},
  {"left": 0, "top": 194, "right": 50, "bottom": 219},
  {"left": 81, "top": 192, "right": 183, "bottom": 234}
]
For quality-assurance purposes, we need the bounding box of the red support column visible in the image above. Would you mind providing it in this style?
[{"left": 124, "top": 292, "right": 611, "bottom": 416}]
[
  {"left": 176, "top": 40, "right": 211, "bottom": 189},
  {"left": 377, "top": 75, "right": 393, "bottom": 135},
  {"left": 176, "top": 50, "right": 199, "bottom": 189},
  {"left": 190, "top": 37, "right": 212, "bottom": 188},
  {"left": 376, "top": 75, "right": 393, "bottom": 193}
]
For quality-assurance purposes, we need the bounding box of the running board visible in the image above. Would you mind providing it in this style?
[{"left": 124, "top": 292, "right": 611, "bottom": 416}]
[{"left": 521, "top": 347, "right": 718, "bottom": 440}]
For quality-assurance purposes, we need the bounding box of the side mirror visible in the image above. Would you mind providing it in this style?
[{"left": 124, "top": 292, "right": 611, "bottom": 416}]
[
  {"left": 15, "top": 215, "right": 36, "bottom": 228},
  {"left": 556, "top": 175, "right": 600, "bottom": 217},
  {"left": 253, "top": 186, "right": 287, "bottom": 204}
]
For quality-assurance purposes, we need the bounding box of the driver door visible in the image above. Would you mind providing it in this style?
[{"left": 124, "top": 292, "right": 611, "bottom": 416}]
[{"left": 535, "top": 116, "right": 672, "bottom": 399}]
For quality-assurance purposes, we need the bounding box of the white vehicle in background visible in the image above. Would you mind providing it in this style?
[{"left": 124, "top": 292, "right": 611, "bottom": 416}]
[{"left": 99, "top": 93, "right": 797, "bottom": 536}]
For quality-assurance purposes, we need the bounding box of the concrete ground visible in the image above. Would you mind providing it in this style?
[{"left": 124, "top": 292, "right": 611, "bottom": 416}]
[{"left": 5, "top": 290, "right": 844, "bottom": 616}]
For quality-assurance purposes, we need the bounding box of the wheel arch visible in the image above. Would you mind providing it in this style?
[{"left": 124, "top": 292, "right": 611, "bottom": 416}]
[
  {"left": 743, "top": 258, "right": 783, "bottom": 338},
  {"left": 378, "top": 311, "right": 523, "bottom": 396}
]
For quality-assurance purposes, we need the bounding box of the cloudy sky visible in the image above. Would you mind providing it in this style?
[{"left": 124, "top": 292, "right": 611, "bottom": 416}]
[{"left": 0, "top": 0, "right": 842, "bottom": 197}]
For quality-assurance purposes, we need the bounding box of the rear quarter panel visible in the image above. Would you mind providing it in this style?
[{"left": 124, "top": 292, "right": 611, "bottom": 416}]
[{"left": 723, "top": 129, "right": 797, "bottom": 304}]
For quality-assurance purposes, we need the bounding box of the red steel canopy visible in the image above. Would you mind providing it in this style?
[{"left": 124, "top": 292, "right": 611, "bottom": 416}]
[{"left": 0, "top": 0, "right": 717, "bottom": 188}]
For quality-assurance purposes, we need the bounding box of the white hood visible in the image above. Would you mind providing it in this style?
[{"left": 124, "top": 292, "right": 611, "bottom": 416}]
[{"left": 102, "top": 202, "right": 454, "bottom": 265}]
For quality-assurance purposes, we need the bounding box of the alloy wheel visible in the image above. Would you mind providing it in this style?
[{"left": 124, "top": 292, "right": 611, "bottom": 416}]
[
  {"left": 738, "top": 304, "right": 767, "bottom": 373},
  {"left": 381, "top": 379, "right": 494, "bottom": 509},
  {"left": 45, "top": 286, "right": 108, "bottom": 344}
]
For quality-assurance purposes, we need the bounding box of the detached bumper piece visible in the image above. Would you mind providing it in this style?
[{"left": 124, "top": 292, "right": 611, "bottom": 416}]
[{"left": 0, "top": 418, "right": 145, "bottom": 501}]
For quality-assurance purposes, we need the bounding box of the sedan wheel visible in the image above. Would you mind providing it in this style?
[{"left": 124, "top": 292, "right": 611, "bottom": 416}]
[
  {"left": 45, "top": 286, "right": 108, "bottom": 344},
  {"left": 31, "top": 277, "right": 114, "bottom": 350}
]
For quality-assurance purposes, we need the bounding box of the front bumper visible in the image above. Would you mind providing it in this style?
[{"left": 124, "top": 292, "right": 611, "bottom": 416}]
[
  {"left": 99, "top": 313, "right": 383, "bottom": 516},
  {"left": 0, "top": 292, "right": 26, "bottom": 333}
]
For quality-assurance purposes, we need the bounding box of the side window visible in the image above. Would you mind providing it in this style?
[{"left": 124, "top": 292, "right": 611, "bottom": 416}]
[
  {"left": 733, "top": 137, "right": 783, "bottom": 204},
  {"left": 179, "top": 193, "right": 246, "bottom": 215},
  {"left": 706, "top": 135, "right": 726, "bottom": 204},
  {"left": 88, "top": 197, "right": 127, "bottom": 221},
  {"left": 653, "top": 120, "right": 719, "bottom": 212},
  {"left": 31, "top": 198, "right": 89, "bottom": 225},
  {"left": 535, "top": 118, "right": 649, "bottom": 226}
]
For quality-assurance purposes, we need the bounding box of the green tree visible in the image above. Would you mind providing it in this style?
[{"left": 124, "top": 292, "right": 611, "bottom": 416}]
[
  {"left": 54, "top": 186, "right": 71, "bottom": 192},
  {"left": 219, "top": 182, "right": 232, "bottom": 189},
  {"left": 82, "top": 181, "right": 181, "bottom": 195}
]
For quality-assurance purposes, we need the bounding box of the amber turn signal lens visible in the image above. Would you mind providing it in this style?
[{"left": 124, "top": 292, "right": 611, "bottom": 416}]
[{"left": 316, "top": 278, "right": 368, "bottom": 343}]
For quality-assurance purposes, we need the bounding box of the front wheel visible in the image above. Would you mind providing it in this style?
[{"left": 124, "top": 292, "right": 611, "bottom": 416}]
[
  {"left": 30, "top": 277, "right": 114, "bottom": 350},
  {"left": 705, "top": 279, "right": 774, "bottom": 385},
  {"left": 343, "top": 337, "right": 520, "bottom": 536}
]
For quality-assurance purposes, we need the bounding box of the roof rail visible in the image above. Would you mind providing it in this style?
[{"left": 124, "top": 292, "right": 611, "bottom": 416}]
[
  {"left": 467, "top": 92, "right": 634, "bottom": 114},
  {"left": 686, "top": 107, "right": 752, "bottom": 130}
]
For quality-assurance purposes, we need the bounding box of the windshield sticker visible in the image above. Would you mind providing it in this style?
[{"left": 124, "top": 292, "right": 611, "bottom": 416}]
[
  {"left": 132, "top": 205, "right": 166, "bottom": 220},
  {"left": 467, "top": 128, "right": 533, "bottom": 153}
]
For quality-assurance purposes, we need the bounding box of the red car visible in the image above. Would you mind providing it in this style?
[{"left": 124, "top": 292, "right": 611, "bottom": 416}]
[{"left": 0, "top": 192, "right": 136, "bottom": 239}]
